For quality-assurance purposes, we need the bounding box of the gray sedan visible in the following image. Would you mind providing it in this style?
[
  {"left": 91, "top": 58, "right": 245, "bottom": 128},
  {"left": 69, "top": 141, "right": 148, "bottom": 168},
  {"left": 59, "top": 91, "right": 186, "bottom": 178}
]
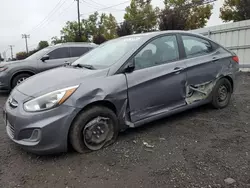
[{"left": 4, "top": 31, "right": 240, "bottom": 154}]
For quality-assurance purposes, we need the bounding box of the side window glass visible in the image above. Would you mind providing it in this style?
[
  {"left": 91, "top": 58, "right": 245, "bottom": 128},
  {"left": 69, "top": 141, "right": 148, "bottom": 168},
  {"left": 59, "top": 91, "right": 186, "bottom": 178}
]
[
  {"left": 48, "top": 47, "right": 69, "bottom": 60},
  {"left": 182, "top": 35, "right": 213, "bottom": 58},
  {"left": 70, "top": 47, "right": 89, "bottom": 57},
  {"left": 134, "top": 35, "right": 179, "bottom": 70}
]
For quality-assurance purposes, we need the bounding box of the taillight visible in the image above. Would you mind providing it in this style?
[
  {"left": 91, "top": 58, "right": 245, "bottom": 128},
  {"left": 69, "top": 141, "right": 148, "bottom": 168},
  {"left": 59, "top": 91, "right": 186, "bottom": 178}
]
[{"left": 232, "top": 56, "right": 239, "bottom": 63}]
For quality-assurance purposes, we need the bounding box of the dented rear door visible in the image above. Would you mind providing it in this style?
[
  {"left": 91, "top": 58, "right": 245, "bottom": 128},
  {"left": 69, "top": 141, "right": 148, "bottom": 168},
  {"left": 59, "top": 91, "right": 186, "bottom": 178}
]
[{"left": 180, "top": 34, "right": 224, "bottom": 104}]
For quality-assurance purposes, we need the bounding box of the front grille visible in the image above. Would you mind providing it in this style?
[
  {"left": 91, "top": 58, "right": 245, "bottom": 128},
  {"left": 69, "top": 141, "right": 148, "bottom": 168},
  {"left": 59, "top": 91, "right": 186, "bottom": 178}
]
[{"left": 6, "top": 122, "right": 15, "bottom": 138}]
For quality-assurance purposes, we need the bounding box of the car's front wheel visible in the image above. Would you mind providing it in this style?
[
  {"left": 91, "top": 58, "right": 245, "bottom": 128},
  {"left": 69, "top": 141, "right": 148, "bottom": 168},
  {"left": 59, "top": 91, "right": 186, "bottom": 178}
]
[
  {"left": 69, "top": 106, "right": 119, "bottom": 153},
  {"left": 211, "top": 78, "right": 232, "bottom": 109},
  {"left": 11, "top": 73, "right": 32, "bottom": 89}
]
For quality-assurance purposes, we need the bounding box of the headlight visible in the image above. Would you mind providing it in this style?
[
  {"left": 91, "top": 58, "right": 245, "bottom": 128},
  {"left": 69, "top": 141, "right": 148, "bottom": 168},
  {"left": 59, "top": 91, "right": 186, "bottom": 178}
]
[{"left": 24, "top": 85, "right": 79, "bottom": 112}]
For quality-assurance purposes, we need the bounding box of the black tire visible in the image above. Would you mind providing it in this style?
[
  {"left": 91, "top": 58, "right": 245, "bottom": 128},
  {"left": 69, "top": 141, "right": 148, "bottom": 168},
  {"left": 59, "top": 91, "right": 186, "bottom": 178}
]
[
  {"left": 11, "top": 73, "right": 32, "bottom": 89},
  {"left": 69, "top": 106, "right": 119, "bottom": 154},
  {"left": 211, "top": 78, "right": 232, "bottom": 109}
]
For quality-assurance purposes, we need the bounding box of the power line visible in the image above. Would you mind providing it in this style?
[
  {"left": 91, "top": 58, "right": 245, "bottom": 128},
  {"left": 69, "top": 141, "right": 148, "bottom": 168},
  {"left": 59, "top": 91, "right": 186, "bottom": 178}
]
[
  {"left": 81, "top": 0, "right": 130, "bottom": 16},
  {"left": 80, "top": 0, "right": 100, "bottom": 10},
  {"left": 86, "top": 0, "right": 105, "bottom": 8},
  {"left": 42, "top": 2, "right": 75, "bottom": 29},
  {"left": 26, "top": 0, "right": 68, "bottom": 34},
  {"left": 80, "top": 0, "right": 125, "bottom": 12},
  {"left": 7, "top": 0, "right": 69, "bottom": 50},
  {"left": 84, "top": 0, "right": 124, "bottom": 11}
]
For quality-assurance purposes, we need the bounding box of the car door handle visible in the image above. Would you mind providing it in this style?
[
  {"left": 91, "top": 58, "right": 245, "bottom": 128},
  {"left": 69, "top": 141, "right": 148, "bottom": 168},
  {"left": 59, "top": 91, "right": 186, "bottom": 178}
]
[
  {"left": 212, "top": 57, "right": 219, "bottom": 62},
  {"left": 173, "top": 67, "right": 184, "bottom": 74}
]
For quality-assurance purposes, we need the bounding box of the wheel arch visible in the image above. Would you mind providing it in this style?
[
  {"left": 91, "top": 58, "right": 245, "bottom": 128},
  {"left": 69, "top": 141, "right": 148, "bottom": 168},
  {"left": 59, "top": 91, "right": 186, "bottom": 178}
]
[
  {"left": 224, "top": 75, "right": 234, "bottom": 92},
  {"left": 10, "top": 70, "right": 35, "bottom": 87},
  {"left": 67, "top": 100, "right": 117, "bottom": 147},
  {"left": 217, "top": 74, "right": 234, "bottom": 92}
]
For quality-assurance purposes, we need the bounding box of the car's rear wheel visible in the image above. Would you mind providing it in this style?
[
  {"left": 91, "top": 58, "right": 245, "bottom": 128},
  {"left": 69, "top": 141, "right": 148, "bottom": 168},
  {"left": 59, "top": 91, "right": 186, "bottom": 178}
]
[
  {"left": 69, "top": 106, "right": 119, "bottom": 153},
  {"left": 211, "top": 78, "right": 232, "bottom": 109},
  {"left": 11, "top": 73, "right": 32, "bottom": 89}
]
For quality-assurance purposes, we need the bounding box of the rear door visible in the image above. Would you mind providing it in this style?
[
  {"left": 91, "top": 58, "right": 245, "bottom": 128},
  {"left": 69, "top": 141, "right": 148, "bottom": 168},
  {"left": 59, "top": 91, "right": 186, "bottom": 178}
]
[
  {"left": 179, "top": 34, "right": 228, "bottom": 104},
  {"left": 38, "top": 47, "right": 70, "bottom": 72},
  {"left": 180, "top": 34, "right": 222, "bottom": 85}
]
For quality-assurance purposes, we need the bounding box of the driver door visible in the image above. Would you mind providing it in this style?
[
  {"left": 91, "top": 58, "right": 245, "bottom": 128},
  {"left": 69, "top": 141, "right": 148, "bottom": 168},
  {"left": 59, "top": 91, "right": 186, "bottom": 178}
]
[
  {"left": 125, "top": 35, "right": 187, "bottom": 122},
  {"left": 38, "top": 47, "right": 71, "bottom": 72}
]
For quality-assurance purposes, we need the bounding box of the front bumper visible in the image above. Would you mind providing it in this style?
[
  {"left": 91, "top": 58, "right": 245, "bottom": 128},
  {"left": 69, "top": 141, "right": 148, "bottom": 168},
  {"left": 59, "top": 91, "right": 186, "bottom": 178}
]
[
  {"left": 4, "top": 89, "right": 80, "bottom": 155},
  {"left": 0, "top": 72, "right": 11, "bottom": 91}
]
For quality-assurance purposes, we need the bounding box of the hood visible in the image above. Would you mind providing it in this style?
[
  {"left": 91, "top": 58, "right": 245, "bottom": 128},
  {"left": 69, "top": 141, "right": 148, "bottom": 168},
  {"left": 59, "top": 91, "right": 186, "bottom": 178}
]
[
  {"left": 0, "top": 60, "right": 27, "bottom": 66},
  {"left": 16, "top": 66, "right": 109, "bottom": 97}
]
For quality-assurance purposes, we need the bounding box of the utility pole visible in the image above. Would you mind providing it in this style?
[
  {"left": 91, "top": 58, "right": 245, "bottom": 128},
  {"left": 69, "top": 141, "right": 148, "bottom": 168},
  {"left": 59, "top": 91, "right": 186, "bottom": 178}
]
[
  {"left": 75, "top": 0, "right": 81, "bottom": 41},
  {"left": 22, "top": 34, "right": 30, "bottom": 53},
  {"left": 9, "top": 45, "right": 14, "bottom": 60}
]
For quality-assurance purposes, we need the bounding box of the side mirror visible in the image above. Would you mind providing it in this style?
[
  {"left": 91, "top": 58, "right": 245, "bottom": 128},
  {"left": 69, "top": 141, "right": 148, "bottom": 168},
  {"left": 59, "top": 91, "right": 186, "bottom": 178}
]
[
  {"left": 41, "top": 55, "right": 50, "bottom": 62},
  {"left": 124, "top": 59, "right": 135, "bottom": 73}
]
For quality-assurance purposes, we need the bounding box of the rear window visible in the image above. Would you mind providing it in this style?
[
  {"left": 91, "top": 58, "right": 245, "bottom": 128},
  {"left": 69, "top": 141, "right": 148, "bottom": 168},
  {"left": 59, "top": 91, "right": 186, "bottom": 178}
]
[
  {"left": 70, "top": 47, "right": 89, "bottom": 57},
  {"left": 182, "top": 35, "right": 213, "bottom": 58}
]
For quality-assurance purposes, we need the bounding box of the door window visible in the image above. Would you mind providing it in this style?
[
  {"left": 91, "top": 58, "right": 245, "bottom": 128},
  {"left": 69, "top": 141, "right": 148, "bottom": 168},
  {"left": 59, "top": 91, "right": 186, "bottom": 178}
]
[
  {"left": 48, "top": 47, "right": 69, "bottom": 60},
  {"left": 70, "top": 47, "right": 89, "bottom": 57},
  {"left": 182, "top": 35, "right": 213, "bottom": 58},
  {"left": 134, "top": 35, "right": 179, "bottom": 70}
]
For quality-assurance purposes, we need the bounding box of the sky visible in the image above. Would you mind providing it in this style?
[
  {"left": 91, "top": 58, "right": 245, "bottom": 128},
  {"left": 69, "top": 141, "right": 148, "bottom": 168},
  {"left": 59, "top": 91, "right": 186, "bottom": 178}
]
[{"left": 0, "top": 0, "right": 224, "bottom": 59}]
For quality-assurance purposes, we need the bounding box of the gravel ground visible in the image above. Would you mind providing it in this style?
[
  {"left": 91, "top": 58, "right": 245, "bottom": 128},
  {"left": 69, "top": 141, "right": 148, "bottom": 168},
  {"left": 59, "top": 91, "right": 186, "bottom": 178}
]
[{"left": 0, "top": 73, "right": 250, "bottom": 188}]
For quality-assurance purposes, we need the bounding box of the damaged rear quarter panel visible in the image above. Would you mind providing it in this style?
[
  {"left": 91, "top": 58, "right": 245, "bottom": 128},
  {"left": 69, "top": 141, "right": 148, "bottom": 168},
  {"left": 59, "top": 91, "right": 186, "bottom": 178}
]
[{"left": 185, "top": 48, "right": 235, "bottom": 104}]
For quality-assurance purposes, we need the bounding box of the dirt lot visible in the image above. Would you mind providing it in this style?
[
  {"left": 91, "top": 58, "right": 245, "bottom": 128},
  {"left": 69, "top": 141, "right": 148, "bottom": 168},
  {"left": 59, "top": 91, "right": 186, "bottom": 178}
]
[{"left": 0, "top": 73, "right": 250, "bottom": 188}]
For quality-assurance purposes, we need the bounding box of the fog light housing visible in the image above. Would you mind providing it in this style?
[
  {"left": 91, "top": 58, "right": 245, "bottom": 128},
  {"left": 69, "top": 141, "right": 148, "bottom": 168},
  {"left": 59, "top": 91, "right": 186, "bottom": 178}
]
[{"left": 19, "top": 129, "right": 41, "bottom": 142}]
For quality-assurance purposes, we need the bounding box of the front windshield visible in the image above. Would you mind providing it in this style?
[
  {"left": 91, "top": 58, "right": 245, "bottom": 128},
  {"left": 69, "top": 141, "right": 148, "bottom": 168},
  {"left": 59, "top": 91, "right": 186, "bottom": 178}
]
[
  {"left": 26, "top": 47, "right": 52, "bottom": 60},
  {"left": 72, "top": 36, "right": 143, "bottom": 69}
]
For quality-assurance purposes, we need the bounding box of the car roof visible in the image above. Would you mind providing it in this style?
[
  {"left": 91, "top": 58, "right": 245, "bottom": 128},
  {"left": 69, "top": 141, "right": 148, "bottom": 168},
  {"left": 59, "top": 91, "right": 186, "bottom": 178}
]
[
  {"left": 54, "top": 42, "right": 98, "bottom": 47},
  {"left": 119, "top": 30, "right": 207, "bottom": 40}
]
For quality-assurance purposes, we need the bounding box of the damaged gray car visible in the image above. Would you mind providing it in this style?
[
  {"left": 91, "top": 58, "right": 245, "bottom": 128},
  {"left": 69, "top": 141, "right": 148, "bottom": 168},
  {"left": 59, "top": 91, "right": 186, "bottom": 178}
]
[{"left": 4, "top": 31, "right": 240, "bottom": 154}]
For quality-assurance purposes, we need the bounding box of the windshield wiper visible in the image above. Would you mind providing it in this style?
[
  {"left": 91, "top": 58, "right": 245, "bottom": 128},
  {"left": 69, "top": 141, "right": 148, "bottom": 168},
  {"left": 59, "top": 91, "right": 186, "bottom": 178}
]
[{"left": 73, "top": 64, "right": 95, "bottom": 70}]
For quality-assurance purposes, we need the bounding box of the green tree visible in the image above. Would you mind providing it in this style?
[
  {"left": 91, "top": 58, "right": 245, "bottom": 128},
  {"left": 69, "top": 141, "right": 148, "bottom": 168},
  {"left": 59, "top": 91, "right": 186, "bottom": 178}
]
[
  {"left": 54, "top": 12, "right": 117, "bottom": 43},
  {"left": 220, "top": 0, "right": 250, "bottom": 22},
  {"left": 82, "top": 12, "right": 118, "bottom": 40},
  {"left": 51, "top": 36, "right": 63, "bottom": 45},
  {"left": 124, "top": 0, "right": 159, "bottom": 33},
  {"left": 159, "top": 0, "right": 213, "bottom": 30},
  {"left": 16, "top": 52, "right": 28, "bottom": 60},
  {"left": 82, "top": 12, "right": 99, "bottom": 40},
  {"left": 28, "top": 49, "right": 38, "bottom": 56},
  {"left": 60, "top": 21, "right": 87, "bottom": 42},
  {"left": 93, "top": 34, "right": 107, "bottom": 44},
  {"left": 102, "top": 13, "right": 118, "bottom": 39},
  {"left": 117, "top": 21, "right": 133, "bottom": 37},
  {"left": 38, "top": 41, "right": 49, "bottom": 50}
]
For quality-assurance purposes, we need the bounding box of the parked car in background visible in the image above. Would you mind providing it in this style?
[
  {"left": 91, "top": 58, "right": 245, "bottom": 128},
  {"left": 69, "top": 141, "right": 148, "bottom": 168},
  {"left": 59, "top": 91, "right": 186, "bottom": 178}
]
[
  {"left": 4, "top": 31, "right": 239, "bottom": 154},
  {"left": 0, "top": 42, "right": 97, "bottom": 90}
]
